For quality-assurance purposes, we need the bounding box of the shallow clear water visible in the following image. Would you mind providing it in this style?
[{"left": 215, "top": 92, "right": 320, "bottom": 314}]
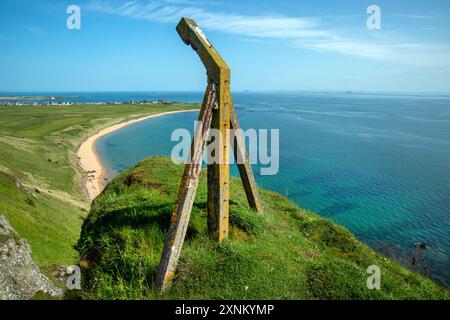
[{"left": 95, "top": 91, "right": 450, "bottom": 288}]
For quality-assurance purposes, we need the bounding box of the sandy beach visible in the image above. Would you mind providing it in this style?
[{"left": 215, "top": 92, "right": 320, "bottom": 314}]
[{"left": 77, "top": 109, "right": 198, "bottom": 201}]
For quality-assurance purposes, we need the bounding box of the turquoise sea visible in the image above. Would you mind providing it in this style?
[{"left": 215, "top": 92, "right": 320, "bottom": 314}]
[{"left": 94, "top": 91, "right": 450, "bottom": 288}]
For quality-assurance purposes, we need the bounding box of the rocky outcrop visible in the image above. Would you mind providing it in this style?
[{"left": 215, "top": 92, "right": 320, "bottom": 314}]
[{"left": 0, "top": 215, "right": 63, "bottom": 300}]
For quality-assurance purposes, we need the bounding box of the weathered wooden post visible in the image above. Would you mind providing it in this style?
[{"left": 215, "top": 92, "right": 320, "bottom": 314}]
[{"left": 156, "top": 17, "right": 262, "bottom": 292}]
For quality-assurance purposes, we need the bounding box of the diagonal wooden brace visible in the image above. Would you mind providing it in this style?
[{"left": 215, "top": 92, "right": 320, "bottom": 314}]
[
  {"left": 230, "top": 101, "right": 262, "bottom": 213},
  {"left": 156, "top": 84, "right": 217, "bottom": 292}
]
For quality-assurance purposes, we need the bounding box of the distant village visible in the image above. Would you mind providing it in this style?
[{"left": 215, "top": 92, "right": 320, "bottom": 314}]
[{"left": 0, "top": 96, "right": 173, "bottom": 106}]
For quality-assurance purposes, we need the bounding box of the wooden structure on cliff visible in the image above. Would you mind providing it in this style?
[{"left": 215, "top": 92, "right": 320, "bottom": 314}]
[{"left": 156, "top": 17, "right": 262, "bottom": 292}]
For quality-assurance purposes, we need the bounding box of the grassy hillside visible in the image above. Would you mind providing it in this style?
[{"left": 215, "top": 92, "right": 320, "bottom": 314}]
[
  {"left": 0, "top": 103, "right": 198, "bottom": 276},
  {"left": 76, "top": 157, "right": 450, "bottom": 300}
]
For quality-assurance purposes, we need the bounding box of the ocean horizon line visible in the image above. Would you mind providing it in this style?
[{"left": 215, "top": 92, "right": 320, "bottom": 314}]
[
  {"left": 2, "top": 90, "right": 450, "bottom": 97},
  {"left": 0, "top": 90, "right": 450, "bottom": 102}
]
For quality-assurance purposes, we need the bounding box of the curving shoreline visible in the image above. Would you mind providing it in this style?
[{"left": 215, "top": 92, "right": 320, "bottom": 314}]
[{"left": 76, "top": 109, "right": 198, "bottom": 201}]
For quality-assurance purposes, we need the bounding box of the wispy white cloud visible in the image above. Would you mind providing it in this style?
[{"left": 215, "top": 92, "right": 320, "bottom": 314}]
[
  {"left": 24, "top": 25, "right": 45, "bottom": 36},
  {"left": 303, "top": 39, "right": 450, "bottom": 68},
  {"left": 394, "top": 14, "right": 433, "bottom": 20},
  {"left": 87, "top": 0, "right": 322, "bottom": 37},
  {"left": 86, "top": 0, "right": 450, "bottom": 69},
  {"left": 163, "top": 0, "right": 226, "bottom": 6}
]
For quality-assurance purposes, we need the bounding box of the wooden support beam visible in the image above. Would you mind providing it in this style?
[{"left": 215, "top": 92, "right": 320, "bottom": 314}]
[
  {"left": 156, "top": 84, "right": 216, "bottom": 292},
  {"left": 230, "top": 101, "right": 263, "bottom": 213},
  {"left": 207, "top": 81, "right": 231, "bottom": 241},
  {"left": 176, "top": 18, "right": 229, "bottom": 86}
]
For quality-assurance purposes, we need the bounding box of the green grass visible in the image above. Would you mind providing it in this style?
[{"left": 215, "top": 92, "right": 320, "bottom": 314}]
[
  {"left": 0, "top": 103, "right": 199, "bottom": 275},
  {"left": 76, "top": 157, "right": 450, "bottom": 300}
]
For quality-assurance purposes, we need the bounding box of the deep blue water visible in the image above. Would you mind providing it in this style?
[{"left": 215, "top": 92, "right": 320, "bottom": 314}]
[{"left": 14, "top": 91, "right": 448, "bottom": 287}]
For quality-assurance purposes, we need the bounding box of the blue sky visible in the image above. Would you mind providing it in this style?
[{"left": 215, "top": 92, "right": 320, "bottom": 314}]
[{"left": 1, "top": 0, "right": 450, "bottom": 92}]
